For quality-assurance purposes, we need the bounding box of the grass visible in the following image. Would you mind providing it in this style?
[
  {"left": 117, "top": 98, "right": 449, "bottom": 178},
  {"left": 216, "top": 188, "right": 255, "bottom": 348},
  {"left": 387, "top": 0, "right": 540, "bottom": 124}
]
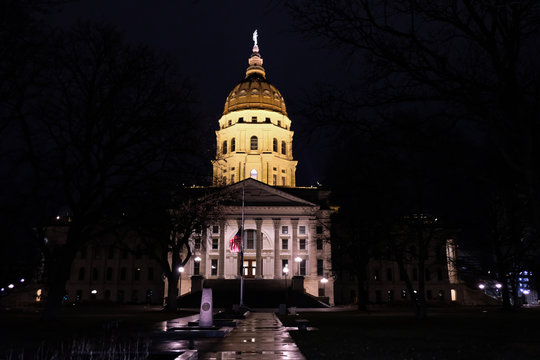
[
  {"left": 0, "top": 304, "right": 197, "bottom": 357},
  {"left": 279, "top": 306, "right": 540, "bottom": 359}
]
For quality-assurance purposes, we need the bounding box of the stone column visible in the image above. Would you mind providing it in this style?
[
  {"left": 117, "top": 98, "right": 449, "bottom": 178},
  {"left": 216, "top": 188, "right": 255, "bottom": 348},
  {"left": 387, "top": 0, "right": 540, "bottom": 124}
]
[
  {"left": 218, "top": 220, "right": 225, "bottom": 278},
  {"left": 291, "top": 218, "right": 299, "bottom": 275},
  {"left": 255, "top": 218, "right": 263, "bottom": 279},
  {"left": 201, "top": 227, "right": 207, "bottom": 276},
  {"left": 273, "top": 218, "right": 281, "bottom": 279}
]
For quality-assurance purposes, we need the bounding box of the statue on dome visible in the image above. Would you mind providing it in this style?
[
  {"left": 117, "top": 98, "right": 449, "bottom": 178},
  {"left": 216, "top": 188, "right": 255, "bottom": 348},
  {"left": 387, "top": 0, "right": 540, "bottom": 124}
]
[{"left": 253, "top": 30, "right": 258, "bottom": 47}]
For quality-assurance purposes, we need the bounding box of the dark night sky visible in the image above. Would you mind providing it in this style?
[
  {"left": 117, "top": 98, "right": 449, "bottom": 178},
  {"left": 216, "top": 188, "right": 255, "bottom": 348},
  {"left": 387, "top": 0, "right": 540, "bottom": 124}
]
[{"left": 48, "top": 0, "right": 350, "bottom": 186}]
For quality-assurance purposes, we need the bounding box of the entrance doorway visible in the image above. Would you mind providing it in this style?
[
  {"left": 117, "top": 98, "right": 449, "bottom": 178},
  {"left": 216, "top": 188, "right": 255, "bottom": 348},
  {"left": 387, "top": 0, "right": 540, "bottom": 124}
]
[{"left": 243, "top": 259, "right": 256, "bottom": 278}]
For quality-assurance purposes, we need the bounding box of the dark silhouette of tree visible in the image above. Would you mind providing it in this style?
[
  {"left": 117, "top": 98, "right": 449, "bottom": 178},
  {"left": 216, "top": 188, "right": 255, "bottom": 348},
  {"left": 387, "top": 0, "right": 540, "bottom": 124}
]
[
  {"left": 5, "top": 20, "right": 196, "bottom": 318},
  {"left": 118, "top": 186, "right": 226, "bottom": 312},
  {"left": 289, "top": 0, "right": 540, "bottom": 310}
]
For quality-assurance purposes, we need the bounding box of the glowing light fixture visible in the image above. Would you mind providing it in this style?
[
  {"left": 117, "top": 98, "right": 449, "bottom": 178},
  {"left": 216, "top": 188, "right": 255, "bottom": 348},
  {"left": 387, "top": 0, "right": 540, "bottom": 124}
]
[
  {"left": 20, "top": 278, "right": 25, "bottom": 283},
  {"left": 320, "top": 277, "right": 328, "bottom": 284},
  {"left": 8, "top": 284, "right": 14, "bottom": 289},
  {"left": 495, "top": 283, "right": 502, "bottom": 289},
  {"left": 194, "top": 256, "right": 201, "bottom": 262},
  {"left": 178, "top": 266, "right": 185, "bottom": 273},
  {"left": 91, "top": 289, "right": 97, "bottom": 294},
  {"left": 283, "top": 265, "right": 289, "bottom": 275},
  {"left": 478, "top": 284, "right": 485, "bottom": 290}
]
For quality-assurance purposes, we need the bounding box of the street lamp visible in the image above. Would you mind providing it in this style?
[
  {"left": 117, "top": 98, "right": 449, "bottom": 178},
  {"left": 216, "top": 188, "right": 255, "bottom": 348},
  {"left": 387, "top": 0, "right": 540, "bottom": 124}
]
[
  {"left": 320, "top": 276, "right": 328, "bottom": 297},
  {"left": 283, "top": 265, "right": 289, "bottom": 305},
  {"left": 295, "top": 257, "right": 302, "bottom": 276},
  {"left": 194, "top": 256, "right": 201, "bottom": 262}
]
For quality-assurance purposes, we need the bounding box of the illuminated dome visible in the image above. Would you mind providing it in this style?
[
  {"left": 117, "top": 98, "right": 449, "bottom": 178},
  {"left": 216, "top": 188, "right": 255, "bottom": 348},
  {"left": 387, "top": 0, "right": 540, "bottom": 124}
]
[{"left": 223, "top": 42, "right": 287, "bottom": 116}]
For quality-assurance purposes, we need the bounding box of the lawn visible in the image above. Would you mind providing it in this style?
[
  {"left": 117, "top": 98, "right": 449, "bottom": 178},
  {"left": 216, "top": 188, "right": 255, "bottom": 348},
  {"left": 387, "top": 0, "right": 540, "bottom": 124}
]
[
  {"left": 0, "top": 304, "right": 197, "bottom": 356},
  {"left": 279, "top": 307, "right": 540, "bottom": 360}
]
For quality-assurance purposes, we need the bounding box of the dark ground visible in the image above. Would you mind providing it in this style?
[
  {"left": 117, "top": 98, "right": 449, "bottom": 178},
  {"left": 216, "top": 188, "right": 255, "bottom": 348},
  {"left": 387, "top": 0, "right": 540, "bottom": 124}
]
[
  {"left": 279, "top": 306, "right": 540, "bottom": 360},
  {"left": 0, "top": 304, "right": 196, "bottom": 357},
  {"left": 2, "top": 304, "right": 540, "bottom": 359}
]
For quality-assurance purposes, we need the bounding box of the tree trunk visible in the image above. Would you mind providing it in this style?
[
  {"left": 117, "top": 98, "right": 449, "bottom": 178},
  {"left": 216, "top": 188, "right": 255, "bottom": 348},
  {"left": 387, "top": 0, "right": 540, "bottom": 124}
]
[{"left": 165, "top": 272, "right": 180, "bottom": 312}]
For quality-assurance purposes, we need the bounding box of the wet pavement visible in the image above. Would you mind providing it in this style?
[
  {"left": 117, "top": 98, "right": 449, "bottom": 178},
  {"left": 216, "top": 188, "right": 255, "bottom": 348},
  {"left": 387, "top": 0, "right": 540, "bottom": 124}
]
[{"left": 199, "top": 311, "right": 306, "bottom": 360}]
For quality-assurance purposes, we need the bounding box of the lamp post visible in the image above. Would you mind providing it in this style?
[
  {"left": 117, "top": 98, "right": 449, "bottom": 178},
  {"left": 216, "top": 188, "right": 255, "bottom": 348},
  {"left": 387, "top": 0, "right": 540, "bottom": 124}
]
[
  {"left": 178, "top": 266, "right": 184, "bottom": 298},
  {"left": 295, "top": 256, "right": 302, "bottom": 276},
  {"left": 283, "top": 265, "right": 289, "bottom": 305},
  {"left": 320, "top": 276, "right": 328, "bottom": 296}
]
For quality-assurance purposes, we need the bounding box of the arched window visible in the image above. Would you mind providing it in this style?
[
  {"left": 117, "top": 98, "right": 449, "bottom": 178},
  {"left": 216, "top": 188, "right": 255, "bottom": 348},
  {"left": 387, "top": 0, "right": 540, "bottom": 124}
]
[
  {"left": 222, "top": 140, "right": 227, "bottom": 154},
  {"left": 245, "top": 229, "right": 256, "bottom": 249},
  {"left": 273, "top": 138, "right": 278, "bottom": 152},
  {"left": 250, "top": 169, "right": 258, "bottom": 180},
  {"left": 281, "top": 141, "right": 286, "bottom": 155},
  {"left": 250, "top": 136, "right": 258, "bottom": 150},
  {"left": 231, "top": 138, "right": 236, "bottom": 152}
]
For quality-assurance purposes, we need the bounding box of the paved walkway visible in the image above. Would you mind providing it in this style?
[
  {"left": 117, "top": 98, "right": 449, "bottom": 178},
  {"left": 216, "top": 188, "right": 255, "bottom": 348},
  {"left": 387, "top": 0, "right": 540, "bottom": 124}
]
[{"left": 199, "top": 312, "right": 306, "bottom": 360}]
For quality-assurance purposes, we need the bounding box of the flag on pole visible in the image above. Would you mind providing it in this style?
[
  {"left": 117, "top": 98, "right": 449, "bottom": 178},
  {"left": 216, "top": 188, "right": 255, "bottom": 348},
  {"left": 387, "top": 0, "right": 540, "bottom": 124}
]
[{"left": 229, "top": 227, "right": 242, "bottom": 253}]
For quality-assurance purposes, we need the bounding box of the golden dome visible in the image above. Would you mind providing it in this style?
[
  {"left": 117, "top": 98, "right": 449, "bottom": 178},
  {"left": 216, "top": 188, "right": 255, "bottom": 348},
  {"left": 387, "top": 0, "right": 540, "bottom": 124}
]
[{"left": 223, "top": 43, "right": 287, "bottom": 116}]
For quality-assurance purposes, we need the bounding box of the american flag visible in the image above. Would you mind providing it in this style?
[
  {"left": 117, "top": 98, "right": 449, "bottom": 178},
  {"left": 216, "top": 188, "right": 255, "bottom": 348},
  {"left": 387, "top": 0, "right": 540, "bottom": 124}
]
[{"left": 229, "top": 227, "right": 242, "bottom": 253}]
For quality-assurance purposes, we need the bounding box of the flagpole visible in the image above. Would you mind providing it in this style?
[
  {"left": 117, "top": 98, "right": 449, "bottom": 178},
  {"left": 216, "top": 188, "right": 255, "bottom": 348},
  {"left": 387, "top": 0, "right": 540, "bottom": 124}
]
[{"left": 240, "top": 180, "right": 245, "bottom": 307}]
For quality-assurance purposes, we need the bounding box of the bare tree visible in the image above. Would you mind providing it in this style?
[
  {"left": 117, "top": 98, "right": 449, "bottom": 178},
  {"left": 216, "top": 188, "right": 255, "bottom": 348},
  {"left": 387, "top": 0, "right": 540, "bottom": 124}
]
[
  {"left": 119, "top": 186, "right": 226, "bottom": 312},
  {"left": 9, "top": 21, "right": 196, "bottom": 318}
]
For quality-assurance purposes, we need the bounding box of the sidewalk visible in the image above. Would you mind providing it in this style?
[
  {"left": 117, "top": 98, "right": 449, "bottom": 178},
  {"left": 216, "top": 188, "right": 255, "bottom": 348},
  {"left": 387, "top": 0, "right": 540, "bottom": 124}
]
[{"left": 199, "top": 311, "right": 306, "bottom": 359}]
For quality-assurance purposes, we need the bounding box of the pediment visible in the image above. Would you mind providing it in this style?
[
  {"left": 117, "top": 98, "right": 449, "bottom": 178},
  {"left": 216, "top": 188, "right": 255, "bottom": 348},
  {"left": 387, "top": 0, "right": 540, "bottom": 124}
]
[{"left": 222, "top": 178, "right": 317, "bottom": 207}]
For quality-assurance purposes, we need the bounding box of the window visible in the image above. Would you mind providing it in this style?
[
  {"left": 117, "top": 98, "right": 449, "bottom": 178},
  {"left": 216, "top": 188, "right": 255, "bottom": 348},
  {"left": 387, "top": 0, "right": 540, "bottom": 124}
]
[
  {"left": 373, "top": 269, "right": 380, "bottom": 281},
  {"left": 299, "top": 226, "right": 306, "bottom": 235},
  {"left": 194, "top": 261, "right": 200, "bottom": 275},
  {"left": 231, "top": 174, "right": 235, "bottom": 183},
  {"left": 437, "top": 268, "right": 443, "bottom": 281},
  {"left": 134, "top": 268, "right": 141, "bottom": 281},
  {"left": 211, "top": 259, "right": 218, "bottom": 276},
  {"left": 281, "top": 141, "right": 286, "bottom": 155},
  {"left": 317, "top": 259, "right": 323, "bottom": 276},
  {"left": 299, "top": 259, "right": 306, "bottom": 275},
  {"left": 282, "top": 259, "right": 289, "bottom": 275},
  {"left": 108, "top": 247, "right": 115, "bottom": 259},
  {"left": 401, "top": 289, "right": 407, "bottom": 299},
  {"left": 212, "top": 238, "right": 218, "bottom": 250},
  {"left": 386, "top": 268, "right": 393, "bottom": 281},
  {"left": 252, "top": 116, "right": 257, "bottom": 123},
  {"left": 106, "top": 267, "right": 113, "bottom": 281},
  {"left": 92, "top": 268, "right": 98, "bottom": 281},
  {"left": 277, "top": 120, "right": 281, "bottom": 127},
  {"left": 231, "top": 138, "right": 236, "bottom": 152},
  {"left": 222, "top": 140, "right": 227, "bottom": 154},
  {"left": 228, "top": 119, "right": 232, "bottom": 126},
  {"left": 387, "top": 290, "right": 394, "bottom": 302},
  {"left": 282, "top": 226, "right": 288, "bottom": 234},
  {"left": 282, "top": 238, "right": 288, "bottom": 250},
  {"left": 238, "top": 117, "right": 244, "bottom": 123},
  {"left": 118, "top": 290, "right": 124, "bottom": 303},
  {"left": 265, "top": 117, "right": 270, "bottom": 123},
  {"left": 104, "top": 289, "right": 111, "bottom": 300},
  {"left": 299, "top": 239, "right": 306, "bottom": 250},
  {"left": 250, "top": 169, "right": 258, "bottom": 179},
  {"left": 120, "top": 267, "right": 127, "bottom": 281},
  {"left": 212, "top": 225, "right": 219, "bottom": 234},
  {"left": 316, "top": 226, "right": 323, "bottom": 234},
  {"left": 250, "top": 136, "right": 258, "bottom": 150},
  {"left": 194, "top": 237, "right": 201, "bottom": 250},
  {"left": 148, "top": 267, "right": 154, "bottom": 281},
  {"left": 131, "top": 290, "right": 138, "bottom": 303},
  {"left": 78, "top": 267, "right": 85, "bottom": 281},
  {"left": 316, "top": 238, "right": 323, "bottom": 250},
  {"left": 438, "top": 289, "right": 445, "bottom": 300},
  {"left": 76, "top": 290, "right": 82, "bottom": 302},
  {"left": 273, "top": 138, "right": 278, "bottom": 152},
  {"left": 246, "top": 230, "right": 256, "bottom": 249},
  {"left": 273, "top": 174, "right": 277, "bottom": 185},
  {"left": 282, "top": 176, "right": 286, "bottom": 185},
  {"left": 375, "top": 290, "right": 382, "bottom": 303}
]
